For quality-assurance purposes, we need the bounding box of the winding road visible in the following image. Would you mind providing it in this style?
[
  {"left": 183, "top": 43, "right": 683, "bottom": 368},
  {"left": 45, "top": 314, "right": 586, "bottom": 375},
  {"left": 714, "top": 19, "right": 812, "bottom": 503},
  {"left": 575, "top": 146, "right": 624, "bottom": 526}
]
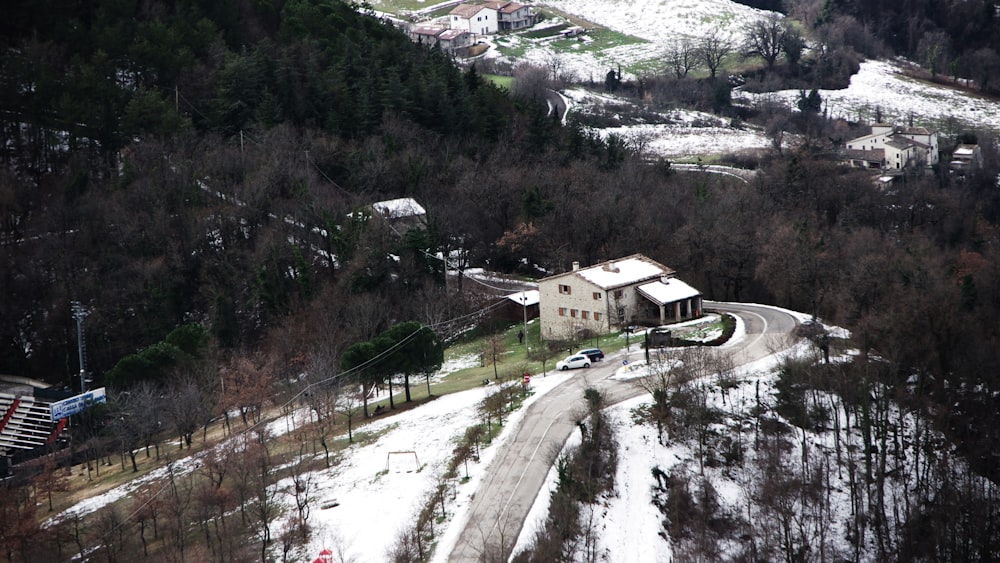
[{"left": 445, "top": 302, "right": 800, "bottom": 562}]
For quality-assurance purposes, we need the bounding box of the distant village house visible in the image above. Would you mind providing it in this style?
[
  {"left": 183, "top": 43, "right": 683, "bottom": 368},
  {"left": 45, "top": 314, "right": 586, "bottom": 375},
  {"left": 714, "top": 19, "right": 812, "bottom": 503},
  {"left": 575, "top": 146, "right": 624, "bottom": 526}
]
[
  {"left": 843, "top": 124, "right": 939, "bottom": 171},
  {"left": 370, "top": 197, "right": 427, "bottom": 231},
  {"left": 949, "top": 143, "right": 983, "bottom": 175},
  {"left": 484, "top": 1, "right": 536, "bottom": 31}
]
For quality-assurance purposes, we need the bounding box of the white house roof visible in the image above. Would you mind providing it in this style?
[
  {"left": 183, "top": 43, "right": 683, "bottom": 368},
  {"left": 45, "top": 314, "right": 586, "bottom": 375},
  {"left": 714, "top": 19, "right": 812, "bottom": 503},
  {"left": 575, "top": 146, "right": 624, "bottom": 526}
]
[
  {"left": 372, "top": 197, "right": 426, "bottom": 219},
  {"left": 637, "top": 278, "right": 700, "bottom": 305},
  {"left": 506, "top": 289, "right": 539, "bottom": 307},
  {"left": 573, "top": 254, "right": 675, "bottom": 290}
]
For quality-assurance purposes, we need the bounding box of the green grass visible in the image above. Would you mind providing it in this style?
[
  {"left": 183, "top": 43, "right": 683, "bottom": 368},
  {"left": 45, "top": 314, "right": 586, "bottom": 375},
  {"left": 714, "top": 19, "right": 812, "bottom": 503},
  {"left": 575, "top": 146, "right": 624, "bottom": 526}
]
[
  {"left": 483, "top": 74, "right": 514, "bottom": 89},
  {"left": 370, "top": 0, "right": 444, "bottom": 15},
  {"left": 521, "top": 24, "right": 570, "bottom": 39},
  {"left": 493, "top": 37, "right": 527, "bottom": 59},
  {"left": 549, "top": 29, "right": 647, "bottom": 54}
]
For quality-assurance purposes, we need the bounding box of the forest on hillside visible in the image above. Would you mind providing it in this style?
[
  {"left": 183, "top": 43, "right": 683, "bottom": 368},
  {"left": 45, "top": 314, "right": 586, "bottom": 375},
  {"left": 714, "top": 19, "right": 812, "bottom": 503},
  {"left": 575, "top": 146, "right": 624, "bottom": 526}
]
[
  {"left": 761, "top": 0, "right": 1000, "bottom": 93},
  {"left": 4, "top": 0, "right": 1000, "bottom": 559}
]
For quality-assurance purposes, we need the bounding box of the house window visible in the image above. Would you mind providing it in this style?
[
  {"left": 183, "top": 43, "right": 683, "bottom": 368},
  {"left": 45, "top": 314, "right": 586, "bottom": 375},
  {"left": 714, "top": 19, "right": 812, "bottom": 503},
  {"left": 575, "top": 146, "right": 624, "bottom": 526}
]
[
  {"left": 594, "top": 312, "right": 601, "bottom": 321},
  {"left": 581, "top": 311, "right": 589, "bottom": 320},
  {"left": 558, "top": 307, "right": 566, "bottom": 317},
  {"left": 593, "top": 292, "right": 601, "bottom": 300},
  {"left": 559, "top": 284, "right": 571, "bottom": 295},
  {"left": 614, "top": 289, "right": 623, "bottom": 299},
  {"left": 570, "top": 309, "right": 578, "bottom": 318}
]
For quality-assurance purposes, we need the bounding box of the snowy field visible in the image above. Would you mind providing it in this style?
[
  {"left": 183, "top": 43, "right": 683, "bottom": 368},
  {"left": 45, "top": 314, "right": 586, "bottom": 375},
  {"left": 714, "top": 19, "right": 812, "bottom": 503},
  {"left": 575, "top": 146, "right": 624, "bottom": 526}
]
[
  {"left": 737, "top": 59, "right": 1000, "bottom": 134},
  {"left": 476, "top": 0, "right": 1000, "bottom": 159},
  {"left": 562, "top": 87, "right": 772, "bottom": 160},
  {"left": 291, "top": 369, "right": 577, "bottom": 562},
  {"left": 53, "top": 304, "right": 921, "bottom": 562},
  {"left": 496, "top": 0, "right": 774, "bottom": 82}
]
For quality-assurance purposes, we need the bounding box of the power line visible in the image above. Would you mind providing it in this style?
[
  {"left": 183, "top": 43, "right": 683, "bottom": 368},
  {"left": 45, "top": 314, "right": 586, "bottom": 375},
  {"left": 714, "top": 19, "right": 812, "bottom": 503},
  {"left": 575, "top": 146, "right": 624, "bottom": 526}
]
[{"left": 84, "top": 291, "right": 515, "bottom": 545}]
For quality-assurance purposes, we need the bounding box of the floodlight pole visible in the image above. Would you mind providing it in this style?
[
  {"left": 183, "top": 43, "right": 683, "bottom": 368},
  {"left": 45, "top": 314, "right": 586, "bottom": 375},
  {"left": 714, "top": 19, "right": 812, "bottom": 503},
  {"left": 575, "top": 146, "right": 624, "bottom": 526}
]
[{"left": 72, "top": 302, "right": 90, "bottom": 393}]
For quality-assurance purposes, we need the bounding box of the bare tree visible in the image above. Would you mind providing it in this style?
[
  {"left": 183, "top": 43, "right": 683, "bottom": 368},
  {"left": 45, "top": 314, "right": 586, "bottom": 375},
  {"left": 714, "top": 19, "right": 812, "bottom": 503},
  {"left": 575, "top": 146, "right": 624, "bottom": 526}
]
[
  {"left": 699, "top": 31, "right": 734, "bottom": 79},
  {"left": 743, "top": 14, "right": 789, "bottom": 70},
  {"left": 165, "top": 376, "right": 213, "bottom": 449},
  {"left": 305, "top": 346, "right": 343, "bottom": 464},
  {"left": 224, "top": 353, "right": 275, "bottom": 427},
  {"left": 665, "top": 38, "right": 701, "bottom": 78},
  {"left": 633, "top": 352, "right": 683, "bottom": 444},
  {"left": 481, "top": 334, "right": 506, "bottom": 380},
  {"left": 32, "top": 456, "right": 68, "bottom": 512},
  {"left": 511, "top": 63, "right": 550, "bottom": 102}
]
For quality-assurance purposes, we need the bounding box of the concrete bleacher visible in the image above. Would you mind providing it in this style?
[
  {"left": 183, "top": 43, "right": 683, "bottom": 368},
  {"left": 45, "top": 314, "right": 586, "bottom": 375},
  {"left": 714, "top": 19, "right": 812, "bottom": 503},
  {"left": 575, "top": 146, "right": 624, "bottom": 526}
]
[{"left": 0, "top": 392, "right": 58, "bottom": 452}]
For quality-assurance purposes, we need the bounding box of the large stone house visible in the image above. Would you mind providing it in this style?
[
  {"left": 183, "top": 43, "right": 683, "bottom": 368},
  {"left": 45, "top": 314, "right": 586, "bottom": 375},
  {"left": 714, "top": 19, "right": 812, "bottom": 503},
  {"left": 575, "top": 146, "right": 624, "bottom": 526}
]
[
  {"left": 538, "top": 254, "right": 702, "bottom": 340},
  {"left": 843, "top": 124, "right": 939, "bottom": 171}
]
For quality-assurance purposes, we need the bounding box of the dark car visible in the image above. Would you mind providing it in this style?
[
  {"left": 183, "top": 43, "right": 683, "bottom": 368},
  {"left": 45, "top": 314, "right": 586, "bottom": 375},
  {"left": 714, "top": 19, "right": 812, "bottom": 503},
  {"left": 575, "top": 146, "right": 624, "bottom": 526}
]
[{"left": 577, "top": 348, "right": 604, "bottom": 362}]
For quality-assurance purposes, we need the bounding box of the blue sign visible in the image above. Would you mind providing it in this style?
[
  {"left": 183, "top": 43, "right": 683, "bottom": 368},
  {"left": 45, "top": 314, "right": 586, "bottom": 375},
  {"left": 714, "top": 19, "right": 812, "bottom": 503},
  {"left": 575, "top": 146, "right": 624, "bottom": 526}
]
[{"left": 50, "top": 387, "right": 107, "bottom": 421}]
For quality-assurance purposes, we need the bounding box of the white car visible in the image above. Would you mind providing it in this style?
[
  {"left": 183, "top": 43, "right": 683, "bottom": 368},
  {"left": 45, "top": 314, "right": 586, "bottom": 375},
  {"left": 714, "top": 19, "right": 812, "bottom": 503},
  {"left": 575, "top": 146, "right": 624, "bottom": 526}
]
[{"left": 556, "top": 354, "right": 591, "bottom": 371}]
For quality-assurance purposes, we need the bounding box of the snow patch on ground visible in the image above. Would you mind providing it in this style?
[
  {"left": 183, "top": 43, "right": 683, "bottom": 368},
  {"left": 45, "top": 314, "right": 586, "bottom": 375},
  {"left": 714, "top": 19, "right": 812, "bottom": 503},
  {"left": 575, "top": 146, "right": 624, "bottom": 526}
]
[{"left": 737, "top": 59, "right": 1000, "bottom": 133}]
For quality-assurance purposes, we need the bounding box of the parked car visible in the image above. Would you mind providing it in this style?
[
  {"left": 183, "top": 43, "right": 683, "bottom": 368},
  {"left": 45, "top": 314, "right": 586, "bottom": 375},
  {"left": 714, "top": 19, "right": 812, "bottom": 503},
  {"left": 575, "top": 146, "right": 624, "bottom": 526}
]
[
  {"left": 556, "top": 354, "right": 591, "bottom": 371},
  {"left": 577, "top": 348, "right": 605, "bottom": 362}
]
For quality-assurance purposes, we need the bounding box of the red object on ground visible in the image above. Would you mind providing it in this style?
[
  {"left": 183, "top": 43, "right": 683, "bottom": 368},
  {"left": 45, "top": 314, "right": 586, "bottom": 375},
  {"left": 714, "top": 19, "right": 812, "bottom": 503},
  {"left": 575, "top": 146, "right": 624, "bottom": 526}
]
[
  {"left": 0, "top": 398, "right": 21, "bottom": 434},
  {"left": 47, "top": 417, "right": 67, "bottom": 444}
]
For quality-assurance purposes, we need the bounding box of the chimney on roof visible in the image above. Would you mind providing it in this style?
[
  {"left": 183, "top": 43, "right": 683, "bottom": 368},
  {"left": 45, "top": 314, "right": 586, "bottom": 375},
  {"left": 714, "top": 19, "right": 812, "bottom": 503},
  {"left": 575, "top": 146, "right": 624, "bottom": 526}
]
[{"left": 572, "top": 261, "right": 580, "bottom": 271}]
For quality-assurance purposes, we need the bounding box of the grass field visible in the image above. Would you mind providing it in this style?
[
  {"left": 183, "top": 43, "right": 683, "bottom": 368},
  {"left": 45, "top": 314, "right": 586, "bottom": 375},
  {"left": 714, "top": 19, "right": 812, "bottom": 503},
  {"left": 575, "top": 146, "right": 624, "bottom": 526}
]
[{"left": 483, "top": 73, "right": 514, "bottom": 89}]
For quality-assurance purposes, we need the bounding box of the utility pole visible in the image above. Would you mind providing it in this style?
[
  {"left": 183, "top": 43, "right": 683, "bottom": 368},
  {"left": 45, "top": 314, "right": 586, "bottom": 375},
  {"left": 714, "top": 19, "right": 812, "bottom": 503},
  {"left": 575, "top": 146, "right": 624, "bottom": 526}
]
[
  {"left": 521, "top": 292, "right": 529, "bottom": 355},
  {"left": 71, "top": 302, "right": 90, "bottom": 392},
  {"left": 304, "top": 150, "right": 311, "bottom": 188}
]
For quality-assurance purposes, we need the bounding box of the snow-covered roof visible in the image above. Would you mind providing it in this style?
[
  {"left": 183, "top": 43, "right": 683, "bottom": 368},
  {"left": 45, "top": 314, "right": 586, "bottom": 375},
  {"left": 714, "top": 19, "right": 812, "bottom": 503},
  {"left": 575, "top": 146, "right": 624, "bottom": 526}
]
[
  {"left": 371, "top": 197, "right": 426, "bottom": 219},
  {"left": 954, "top": 145, "right": 977, "bottom": 156},
  {"left": 412, "top": 26, "right": 445, "bottom": 37},
  {"left": 637, "top": 278, "right": 700, "bottom": 305},
  {"left": 564, "top": 254, "right": 675, "bottom": 290},
  {"left": 438, "top": 29, "right": 468, "bottom": 40},
  {"left": 506, "top": 289, "right": 539, "bottom": 307}
]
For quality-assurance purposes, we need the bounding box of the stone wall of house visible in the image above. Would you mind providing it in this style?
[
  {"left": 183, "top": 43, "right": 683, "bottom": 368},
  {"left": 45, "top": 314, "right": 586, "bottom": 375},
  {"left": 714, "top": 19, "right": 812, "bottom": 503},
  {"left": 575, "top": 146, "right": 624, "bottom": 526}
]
[{"left": 538, "top": 275, "right": 612, "bottom": 340}]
